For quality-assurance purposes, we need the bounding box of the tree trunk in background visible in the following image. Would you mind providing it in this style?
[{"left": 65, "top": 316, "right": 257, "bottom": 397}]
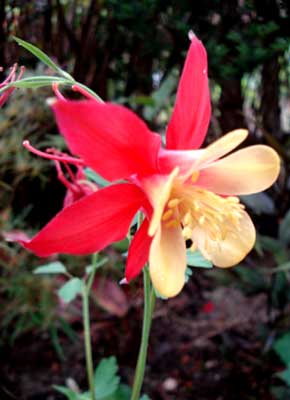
[
  {"left": 261, "top": 54, "right": 281, "bottom": 138},
  {"left": 43, "top": 0, "right": 52, "bottom": 53},
  {"left": 0, "top": 0, "right": 6, "bottom": 80},
  {"left": 219, "top": 77, "right": 246, "bottom": 133}
]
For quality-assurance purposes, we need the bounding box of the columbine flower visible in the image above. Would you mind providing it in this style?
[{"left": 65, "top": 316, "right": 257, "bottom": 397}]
[
  {"left": 0, "top": 64, "right": 24, "bottom": 107},
  {"left": 17, "top": 34, "right": 280, "bottom": 298}
]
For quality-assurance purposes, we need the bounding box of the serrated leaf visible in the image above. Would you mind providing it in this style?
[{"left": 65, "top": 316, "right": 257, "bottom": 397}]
[
  {"left": 58, "top": 278, "right": 82, "bottom": 303},
  {"left": 94, "top": 357, "right": 120, "bottom": 399},
  {"left": 274, "top": 333, "right": 290, "bottom": 365},
  {"left": 14, "top": 36, "right": 74, "bottom": 81},
  {"left": 34, "top": 261, "right": 67, "bottom": 275},
  {"left": 186, "top": 250, "right": 213, "bottom": 268}
]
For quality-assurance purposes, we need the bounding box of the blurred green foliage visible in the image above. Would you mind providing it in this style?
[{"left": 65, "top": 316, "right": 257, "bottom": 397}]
[{"left": 0, "top": 1, "right": 290, "bottom": 398}]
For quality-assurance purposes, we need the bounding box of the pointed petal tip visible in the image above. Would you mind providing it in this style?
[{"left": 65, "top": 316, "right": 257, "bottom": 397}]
[
  {"left": 46, "top": 97, "right": 57, "bottom": 106},
  {"left": 119, "top": 277, "right": 128, "bottom": 285},
  {"left": 188, "top": 30, "right": 196, "bottom": 41}
]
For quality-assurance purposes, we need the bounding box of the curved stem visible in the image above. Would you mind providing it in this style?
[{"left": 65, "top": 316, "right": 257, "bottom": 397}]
[
  {"left": 82, "top": 282, "right": 96, "bottom": 400},
  {"left": 130, "top": 266, "right": 156, "bottom": 400},
  {"left": 82, "top": 252, "right": 99, "bottom": 400}
]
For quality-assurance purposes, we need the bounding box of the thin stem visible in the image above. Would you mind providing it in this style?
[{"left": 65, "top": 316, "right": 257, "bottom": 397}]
[
  {"left": 130, "top": 266, "right": 156, "bottom": 400},
  {"left": 87, "top": 252, "right": 99, "bottom": 292},
  {"left": 82, "top": 281, "right": 96, "bottom": 400}
]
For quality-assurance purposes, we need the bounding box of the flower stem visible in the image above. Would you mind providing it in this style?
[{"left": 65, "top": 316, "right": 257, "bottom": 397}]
[
  {"left": 130, "top": 266, "right": 156, "bottom": 400},
  {"left": 82, "top": 253, "right": 99, "bottom": 400}
]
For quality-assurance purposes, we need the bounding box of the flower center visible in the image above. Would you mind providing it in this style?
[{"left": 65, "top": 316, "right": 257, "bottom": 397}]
[{"left": 162, "top": 185, "right": 245, "bottom": 249}]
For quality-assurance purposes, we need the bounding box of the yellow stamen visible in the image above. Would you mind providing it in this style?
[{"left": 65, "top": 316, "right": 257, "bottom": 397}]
[
  {"left": 183, "top": 212, "right": 192, "bottom": 225},
  {"left": 191, "top": 170, "right": 200, "bottom": 183},
  {"left": 168, "top": 198, "right": 180, "bottom": 208},
  {"left": 182, "top": 226, "right": 192, "bottom": 239},
  {"left": 162, "top": 209, "right": 173, "bottom": 221},
  {"left": 165, "top": 220, "right": 180, "bottom": 228}
]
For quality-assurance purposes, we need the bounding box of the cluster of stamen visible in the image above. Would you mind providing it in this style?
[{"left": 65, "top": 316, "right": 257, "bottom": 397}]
[
  {"left": 0, "top": 64, "right": 25, "bottom": 107},
  {"left": 162, "top": 185, "right": 245, "bottom": 250}
]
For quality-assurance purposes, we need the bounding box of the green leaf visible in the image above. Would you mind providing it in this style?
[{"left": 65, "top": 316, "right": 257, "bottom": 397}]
[
  {"left": 185, "top": 267, "right": 193, "bottom": 283},
  {"left": 109, "top": 384, "right": 131, "bottom": 400},
  {"left": 140, "top": 395, "right": 151, "bottom": 400},
  {"left": 53, "top": 385, "right": 82, "bottom": 400},
  {"left": 84, "top": 168, "right": 110, "bottom": 187},
  {"left": 85, "top": 257, "right": 109, "bottom": 274},
  {"left": 271, "top": 385, "right": 290, "bottom": 399},
  {"left": 276, "top": 365, "right": 290, "bottom": 386},
  {"left": 50, "top": 326, "right": 65, "bottom": 361},
  {"left": 186, "top": 250, "right": 213, "bottom": 268},
  {"left": 75, "top": 82, "right": 103, "bottom": 102},
  {"left": 58, "top": 278, "right": 82, "bottom": 303},
  {"left": 13, "top": 36, "right": 74, "bottom": 81},
  {"left": 94, "top": 356, "right": 120, "bottom": 399},
  {"left": 272, "top": 262, "right": 290, "bottom": 273},
  {"left": 34, "top": 261, "right": 67, "bottom": 275},
  {"left": 234, "top": 265, "right": 266, "bottom": 292},
  {"left": 0, "top": 76, "right": 68, "bottom": 94},
  {"left": 274, "top": 333, "right": 290, "bottom": 365},
  {"left": 279, "top": 209, "right": 290, "bottom": 245},
  {"left": 240, "top": 193, "right": 275, "bottom": 215}
]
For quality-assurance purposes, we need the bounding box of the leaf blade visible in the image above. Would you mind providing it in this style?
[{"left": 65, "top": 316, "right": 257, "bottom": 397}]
[{"left": 13, "top": 36, "right": 75, "bottom": 81}]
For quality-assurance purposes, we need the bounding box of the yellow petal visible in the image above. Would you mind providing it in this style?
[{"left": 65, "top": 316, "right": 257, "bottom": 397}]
[
  {"left": 192, "top": 210, "right": 256, "bottom": 267},
  {"left": 181, "top": 129, "right": 248, "bottom": 181},
  {"left": 140, "top": 168, "right": 179, "bottom": 237},
  {"left": 197, "top": 145, "right": 280, "bottom": 195},
  {"left": 149, "top": 224, "right": 186, "bottom": 298},
  {"left": 197, "top": 129, "right": 248, "bottom": 167}
]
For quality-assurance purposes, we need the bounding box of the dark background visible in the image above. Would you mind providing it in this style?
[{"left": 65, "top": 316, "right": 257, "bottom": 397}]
[{"left": 0, "top": 1, "right": 290, "bottom": 399}]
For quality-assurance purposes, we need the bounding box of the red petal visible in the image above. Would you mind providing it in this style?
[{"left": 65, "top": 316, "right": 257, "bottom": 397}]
[
  {"left": 125, "top": 219, "right": 152, "bottom": 281},
  {"left": 166, "top": 35, "right": 211, "bottom": 150},
  {"left": 52, "top": 101, "right": 162, "bottom": 181},
  {"left": 20, "top": 183, "right": 145, "bottom": 257}
]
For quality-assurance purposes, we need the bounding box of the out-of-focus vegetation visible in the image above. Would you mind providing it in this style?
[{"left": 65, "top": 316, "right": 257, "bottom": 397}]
[{"left": 0, "top": 1, "right": 290, "bottom": 399}]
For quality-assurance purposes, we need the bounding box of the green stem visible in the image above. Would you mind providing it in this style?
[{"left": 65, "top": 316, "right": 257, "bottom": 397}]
[
  {"left": 87, "top": 252, "right": 99, "bottom": 292},
  {"left": 82, "top": 281, "right": 96, "bottom": 400},
  {"left": 130, "top": 267, "right": 156, "bottom": 400}
]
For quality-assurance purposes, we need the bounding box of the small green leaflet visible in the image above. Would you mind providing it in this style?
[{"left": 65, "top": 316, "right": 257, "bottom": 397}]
[
  {"left": 13, "top": 36, "right": 75, "bottom": 81},
  {"left": 94, "top": 356, "right": 120, "bottom": 399},
  {"left": 186, "top": 250, "right": 213, "bottom": 268},
  {"left": 34, "top": 261, "right": 67, "bottom": 274},
  {"left": 58, "top": 278, "right": 82, "bottom": 303},
  {"left": 53, "top": 385, "right": 82, "bottom": 400},
  {"left": 273, "top": 333, "right": 290, "bottom": 366},
  {"left": 276, "top": 366, "right": 290, "bottom": 386}
]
